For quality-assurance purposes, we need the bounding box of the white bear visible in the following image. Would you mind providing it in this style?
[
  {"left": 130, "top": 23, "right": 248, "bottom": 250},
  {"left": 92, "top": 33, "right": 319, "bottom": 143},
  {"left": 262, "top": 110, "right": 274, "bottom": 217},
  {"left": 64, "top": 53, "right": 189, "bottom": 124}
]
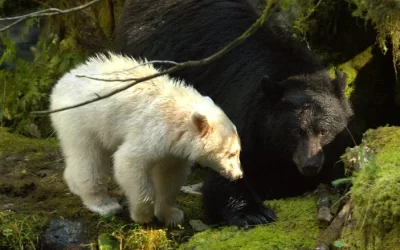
[{"left": 49, "top": 52, "right": 243, "bottom": 227}]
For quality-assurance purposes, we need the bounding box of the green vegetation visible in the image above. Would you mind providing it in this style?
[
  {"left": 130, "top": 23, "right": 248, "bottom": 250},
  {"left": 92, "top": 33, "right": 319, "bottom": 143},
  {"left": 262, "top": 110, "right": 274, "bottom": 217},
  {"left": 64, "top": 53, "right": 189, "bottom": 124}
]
[
  {"left": 0, "top": 0, "right": 124, "bottom": 136},
  {"left": 96, "top": 215, "right": 176, "bottom": 250},
  {"left": 0, "top": 212, "right": 48, "bottom": 250},
  {"left": 339, "top": 126, "right": 400, "bottom": 249},
  {"left": 179, "top": 197, "right": 322, "bottom": 250},
  {"left": 348, "top": 0, "right": 400, "bottom": 64}
]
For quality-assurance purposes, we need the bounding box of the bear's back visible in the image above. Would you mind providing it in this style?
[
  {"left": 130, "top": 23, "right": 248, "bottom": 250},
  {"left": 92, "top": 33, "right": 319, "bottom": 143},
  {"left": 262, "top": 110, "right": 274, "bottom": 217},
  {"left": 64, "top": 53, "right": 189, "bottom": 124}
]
[{"left": 50, "top": 53, "right": 228, "bottom": 152}]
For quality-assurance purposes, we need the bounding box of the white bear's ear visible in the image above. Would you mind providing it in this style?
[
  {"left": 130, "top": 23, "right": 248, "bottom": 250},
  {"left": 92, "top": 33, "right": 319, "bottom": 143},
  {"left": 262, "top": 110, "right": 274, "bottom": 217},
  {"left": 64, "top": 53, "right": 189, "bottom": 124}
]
[
  {"left": 191, "top": 112, "right": 210, "bottom": 136},
  {"left": 204, "top": 96, "right": 214, "bottom": 105}
]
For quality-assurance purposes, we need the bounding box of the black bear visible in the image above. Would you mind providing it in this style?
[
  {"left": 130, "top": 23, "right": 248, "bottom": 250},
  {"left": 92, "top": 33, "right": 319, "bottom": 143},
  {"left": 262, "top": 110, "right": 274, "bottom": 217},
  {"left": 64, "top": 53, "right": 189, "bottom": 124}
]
[{"left": 114, "top": 0, "right": 354, "bottom": 226}]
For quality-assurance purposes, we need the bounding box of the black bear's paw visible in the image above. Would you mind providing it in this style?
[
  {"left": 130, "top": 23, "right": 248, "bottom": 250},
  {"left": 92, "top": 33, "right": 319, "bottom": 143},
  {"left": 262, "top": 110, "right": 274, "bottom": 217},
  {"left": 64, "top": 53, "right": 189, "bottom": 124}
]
[{"left": 225, "top": 204, "right": 276, "bottom": 227}]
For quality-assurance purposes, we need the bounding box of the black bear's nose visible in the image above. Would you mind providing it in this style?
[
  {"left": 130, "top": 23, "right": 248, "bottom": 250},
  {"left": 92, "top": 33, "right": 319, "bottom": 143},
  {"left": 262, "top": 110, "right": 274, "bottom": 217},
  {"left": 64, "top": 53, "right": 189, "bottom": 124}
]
[{"left": 302, "top": 164, "right": 320, "bottom": 176}]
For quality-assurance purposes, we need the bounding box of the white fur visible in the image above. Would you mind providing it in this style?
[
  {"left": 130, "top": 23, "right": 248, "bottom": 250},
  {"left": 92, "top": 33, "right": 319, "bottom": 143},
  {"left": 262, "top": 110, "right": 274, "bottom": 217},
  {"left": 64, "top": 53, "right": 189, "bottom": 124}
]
[{"left": 50, "top": 52, "right": 242, "bottom": 227}]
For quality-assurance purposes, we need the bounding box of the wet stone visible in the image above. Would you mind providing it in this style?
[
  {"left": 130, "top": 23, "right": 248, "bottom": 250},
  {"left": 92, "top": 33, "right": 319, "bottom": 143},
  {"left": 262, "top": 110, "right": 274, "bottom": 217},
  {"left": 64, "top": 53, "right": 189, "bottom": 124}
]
[
  {"left": 189, "top": 219, "right": 210, "bottom": 232},
  {"left": 41, "top": 220, "right": 85, "bottom": 250}
]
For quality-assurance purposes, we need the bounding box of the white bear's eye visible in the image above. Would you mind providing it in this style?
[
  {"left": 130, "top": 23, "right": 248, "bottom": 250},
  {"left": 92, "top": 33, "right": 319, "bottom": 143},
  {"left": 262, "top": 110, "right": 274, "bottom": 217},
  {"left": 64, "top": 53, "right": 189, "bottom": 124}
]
[{"left": 228, "top": 152, "right": 236, "bottom": 158}]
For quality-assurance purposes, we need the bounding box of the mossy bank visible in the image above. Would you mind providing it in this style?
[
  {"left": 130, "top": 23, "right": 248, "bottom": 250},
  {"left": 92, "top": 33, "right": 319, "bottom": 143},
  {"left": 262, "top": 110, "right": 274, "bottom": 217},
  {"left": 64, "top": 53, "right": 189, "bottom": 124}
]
[{"left": 339, "top": 126, "right": 400, "bottom": 249}]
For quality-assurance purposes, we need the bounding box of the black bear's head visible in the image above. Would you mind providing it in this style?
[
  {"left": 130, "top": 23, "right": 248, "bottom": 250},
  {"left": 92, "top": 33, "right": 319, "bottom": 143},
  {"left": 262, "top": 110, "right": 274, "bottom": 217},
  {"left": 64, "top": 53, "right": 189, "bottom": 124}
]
[{"left": 260, "top": 71, "right": 353, "bottom": 176}]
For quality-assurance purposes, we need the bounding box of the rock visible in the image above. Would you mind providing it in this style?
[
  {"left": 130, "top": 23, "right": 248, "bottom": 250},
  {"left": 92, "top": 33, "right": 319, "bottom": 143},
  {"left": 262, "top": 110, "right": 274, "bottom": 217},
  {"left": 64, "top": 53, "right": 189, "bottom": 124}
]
[
  {"left": 25, "top": 123, "right": 42, "bottom": 139},
  {"left": 180, "top": 182, "right": 203, "bottom": 195},
  {"left": 189, "top": 220, "right": 210, "bottom": 232},
  {"left": 41, "top": 220, "right": 85, "bottom": 250},
  {"left": 2, "top": 202, "right": 14, "bottom": 210}
]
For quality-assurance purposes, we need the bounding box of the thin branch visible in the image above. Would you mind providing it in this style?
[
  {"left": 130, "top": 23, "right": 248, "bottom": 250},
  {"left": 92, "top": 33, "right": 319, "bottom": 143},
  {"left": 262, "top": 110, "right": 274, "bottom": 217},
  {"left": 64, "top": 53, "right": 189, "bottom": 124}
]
[
  {"left": 95, "top": 60, "right": 180, "bottom": 76},
  {"left": 30, "top": 0, "right": 278, "bottom": 116},
  {"left": 0, "top": 0, "right": 103, "bottom": 33}
]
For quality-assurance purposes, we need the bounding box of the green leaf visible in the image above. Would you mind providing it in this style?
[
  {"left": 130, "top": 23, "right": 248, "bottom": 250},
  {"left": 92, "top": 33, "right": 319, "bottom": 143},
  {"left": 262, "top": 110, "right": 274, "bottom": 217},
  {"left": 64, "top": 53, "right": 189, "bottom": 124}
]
[
  {"left": 332, "top": 177, "right": 354, "bottom": 187},
  {"left": 98, "top": 233, "right": 119, "bottom": 250},
  {"left": 333, "top": 240, "right": 346, "bottom": 248}
]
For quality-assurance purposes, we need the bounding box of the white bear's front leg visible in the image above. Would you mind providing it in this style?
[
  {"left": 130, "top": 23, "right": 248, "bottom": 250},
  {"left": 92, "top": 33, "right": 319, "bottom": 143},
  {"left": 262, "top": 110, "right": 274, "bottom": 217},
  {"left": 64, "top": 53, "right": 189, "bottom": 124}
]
[
  {"left": 152, "top": 157, "right": 190, "bottom": 227},
  {"left": 113, "top": 143, "right": 155, "bottom": 224},
  {"left": 61, "top": 134, "right": 121, "bottom": 215}
]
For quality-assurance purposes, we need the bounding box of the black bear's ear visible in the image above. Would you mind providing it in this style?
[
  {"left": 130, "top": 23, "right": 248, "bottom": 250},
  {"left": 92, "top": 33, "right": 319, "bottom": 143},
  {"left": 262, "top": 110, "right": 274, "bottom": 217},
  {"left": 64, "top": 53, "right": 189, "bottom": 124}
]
[
  {"left": 260, "top": 75, "right": 285, "bottom": 103},
  {"left": 332, "top": 71, "right": 347, "bottom": 99},
  {"left": 333, "top": 71, "right": 354, "bottom": 118}
]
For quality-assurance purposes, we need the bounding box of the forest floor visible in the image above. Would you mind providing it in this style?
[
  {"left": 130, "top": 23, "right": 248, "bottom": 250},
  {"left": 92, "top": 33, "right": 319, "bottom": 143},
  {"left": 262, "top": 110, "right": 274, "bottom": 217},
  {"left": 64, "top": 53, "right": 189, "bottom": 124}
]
[{"left": 8, "top": 126, "right": 398, "bottom": 250}]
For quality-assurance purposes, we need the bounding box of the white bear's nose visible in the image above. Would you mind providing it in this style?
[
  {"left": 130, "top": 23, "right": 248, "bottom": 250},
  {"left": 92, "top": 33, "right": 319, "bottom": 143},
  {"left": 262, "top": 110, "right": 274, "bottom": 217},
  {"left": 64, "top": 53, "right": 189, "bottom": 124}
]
[{"left": 231, "top": 168, "right": 243, "bottom": 180}]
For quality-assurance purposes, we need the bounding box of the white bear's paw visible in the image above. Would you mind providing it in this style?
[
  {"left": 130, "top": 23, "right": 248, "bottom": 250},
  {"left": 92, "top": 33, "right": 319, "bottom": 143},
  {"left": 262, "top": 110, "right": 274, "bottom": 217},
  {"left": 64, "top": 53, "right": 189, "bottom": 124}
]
[
  {"left": 131, "top": 212, "right": 154, "bottom": 224},
  {"left": 85, "top": 198, "right": 122, "bottom": 215},
  {"left": 156, "top": 207, "right": 184, "bottom": 227},
  {"left": 130, "top": 202, "right": 155, "bottom": 224}
]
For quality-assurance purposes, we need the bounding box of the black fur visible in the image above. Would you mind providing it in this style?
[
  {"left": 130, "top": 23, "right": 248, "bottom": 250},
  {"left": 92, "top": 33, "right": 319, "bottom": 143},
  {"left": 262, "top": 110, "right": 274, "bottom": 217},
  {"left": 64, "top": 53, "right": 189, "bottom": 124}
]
[{"left": 114, "top": 0, "right": 354, "bottom": 227}]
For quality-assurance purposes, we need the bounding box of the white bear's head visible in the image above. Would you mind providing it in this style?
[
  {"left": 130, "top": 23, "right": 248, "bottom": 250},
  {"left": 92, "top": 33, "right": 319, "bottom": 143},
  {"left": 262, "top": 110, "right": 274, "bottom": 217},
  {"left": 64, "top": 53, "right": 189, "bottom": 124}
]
[{"left": 189, "top": 109, "right": 243, "bottom": 181}]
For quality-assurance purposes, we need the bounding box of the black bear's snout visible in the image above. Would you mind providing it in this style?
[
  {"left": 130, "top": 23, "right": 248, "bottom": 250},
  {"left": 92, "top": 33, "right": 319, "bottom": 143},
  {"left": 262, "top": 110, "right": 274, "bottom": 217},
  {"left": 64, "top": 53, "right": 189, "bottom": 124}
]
[
  {"left": 293, "top": 136, "right": 325, "bottom": 176},
  {"left": 302, "top": 162, "right": 322, "bottom": 176},
  {"left": 300, "top": 152, "right": 325, "bottom": 176}
]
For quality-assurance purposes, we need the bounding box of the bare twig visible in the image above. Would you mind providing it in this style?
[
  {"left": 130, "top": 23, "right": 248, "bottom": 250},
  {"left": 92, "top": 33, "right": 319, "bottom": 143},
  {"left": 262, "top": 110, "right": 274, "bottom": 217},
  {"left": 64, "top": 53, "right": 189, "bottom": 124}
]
[
  {"left": 0, "top": 0, "right": 103, "bottom": 33},
  {"left": 96, "top": 60, "right": 180, "bottom": 76},
  {"left": 31, "top": 0, "right": 278, "bottom": 115}
]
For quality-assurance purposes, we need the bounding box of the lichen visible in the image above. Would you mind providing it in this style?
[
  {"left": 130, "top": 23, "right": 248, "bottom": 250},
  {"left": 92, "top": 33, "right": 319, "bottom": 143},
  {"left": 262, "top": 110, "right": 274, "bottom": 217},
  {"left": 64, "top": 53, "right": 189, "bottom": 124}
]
[
  {"left": 179, "top": 197, "right": 321, "bottom": 250},
  {"left": 340, "top": 126, "right": 400, "bottom": 249}
]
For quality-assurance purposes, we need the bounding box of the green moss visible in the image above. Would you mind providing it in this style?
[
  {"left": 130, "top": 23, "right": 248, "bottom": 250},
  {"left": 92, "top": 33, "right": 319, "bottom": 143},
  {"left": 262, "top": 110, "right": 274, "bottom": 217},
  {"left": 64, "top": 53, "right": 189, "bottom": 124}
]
[
  {"left": 341, "top": 126, "right": 400, "bottom": 249},
  {"left": 176, "top": 167, "right": 207, "bottom": 221},
  {"left": 331, "top": 46, "right": 373, "bottom": 99},
  {"left": 179, "top": 197, "right": 320, "bottom": 250},
  {"left": 348, "top": 0, "right": 400, "bottom": 64},
  {"left": 177, "top": 194, "right": 203, "bottom": 222},
  {"left": 0, "top": 127, "right": 58, "bottom": 157}
]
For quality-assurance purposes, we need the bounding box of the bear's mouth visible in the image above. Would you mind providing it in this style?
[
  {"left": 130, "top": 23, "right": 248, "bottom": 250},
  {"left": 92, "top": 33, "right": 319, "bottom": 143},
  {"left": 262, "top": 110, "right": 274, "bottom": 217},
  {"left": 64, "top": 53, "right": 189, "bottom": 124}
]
[
  {"left": 293, "top": 154, "right": 323, "bottom": 177},
  {"left": 300, "top": 166, "right": 322, "bottom": 177},
  {"left": 220, "top": 169, "right": 243, "bottom": 181}
]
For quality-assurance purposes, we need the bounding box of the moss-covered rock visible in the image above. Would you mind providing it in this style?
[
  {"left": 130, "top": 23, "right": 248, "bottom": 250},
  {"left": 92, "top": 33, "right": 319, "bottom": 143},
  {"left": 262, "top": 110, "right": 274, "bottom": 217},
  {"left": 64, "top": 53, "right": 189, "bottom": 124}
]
[
  {"left": 340, "top": 126, "right": 400, "bottom": 249},
  {"left": 179, "top": 197, "right": 322, "bottom": 250}
]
